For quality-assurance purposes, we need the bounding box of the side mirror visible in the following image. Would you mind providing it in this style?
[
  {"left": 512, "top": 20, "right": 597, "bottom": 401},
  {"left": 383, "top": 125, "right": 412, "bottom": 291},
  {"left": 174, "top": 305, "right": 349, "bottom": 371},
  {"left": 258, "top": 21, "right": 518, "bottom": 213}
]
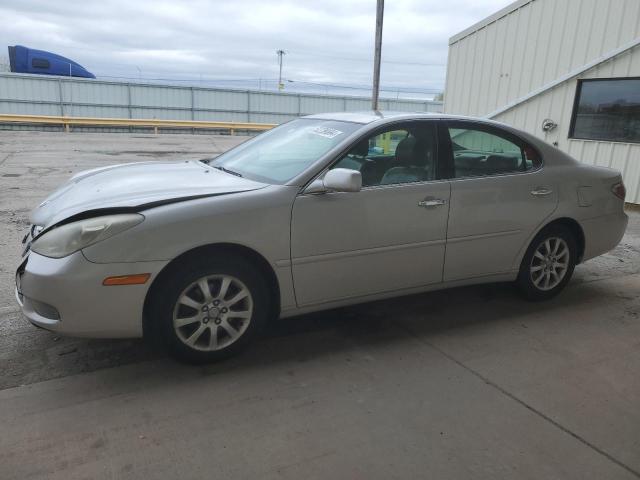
[{"left": 307, "top": 168, "right": 362, "bottom": 194}]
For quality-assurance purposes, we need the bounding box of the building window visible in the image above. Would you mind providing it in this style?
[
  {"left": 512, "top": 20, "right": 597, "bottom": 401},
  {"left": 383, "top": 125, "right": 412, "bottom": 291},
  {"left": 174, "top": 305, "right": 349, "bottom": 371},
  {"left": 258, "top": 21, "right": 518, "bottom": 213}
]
[{"left": 570, "top": 78, "right": 640, "bottom": 143}]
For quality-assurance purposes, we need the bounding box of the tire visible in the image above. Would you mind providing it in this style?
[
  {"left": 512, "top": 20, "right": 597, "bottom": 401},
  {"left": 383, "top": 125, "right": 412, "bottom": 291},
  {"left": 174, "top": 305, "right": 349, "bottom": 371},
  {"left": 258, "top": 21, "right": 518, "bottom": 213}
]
[
  {"left": 516, "top": 225, "right": 577, "bottom": 301},
  {"left": 149, "top": 255, "right": 271, "bottom": 363}
]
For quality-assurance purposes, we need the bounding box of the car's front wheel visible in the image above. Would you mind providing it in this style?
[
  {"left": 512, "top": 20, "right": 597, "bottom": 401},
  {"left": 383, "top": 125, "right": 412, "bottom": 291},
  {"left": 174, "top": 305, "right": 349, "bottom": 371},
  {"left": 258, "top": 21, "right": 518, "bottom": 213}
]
[
  {"left": 150, "top": 255, "right": 271, "bottom": 363},
  {"left": 516, "top": 225, "right": 577, "bottom": 301}
]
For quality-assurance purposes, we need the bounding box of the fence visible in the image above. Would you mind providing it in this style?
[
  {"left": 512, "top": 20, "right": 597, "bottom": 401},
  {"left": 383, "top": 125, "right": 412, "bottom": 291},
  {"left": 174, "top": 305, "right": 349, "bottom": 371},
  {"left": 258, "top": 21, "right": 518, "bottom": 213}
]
[{"left": 0, "top": 73, "right": 442, "bottom": 130}]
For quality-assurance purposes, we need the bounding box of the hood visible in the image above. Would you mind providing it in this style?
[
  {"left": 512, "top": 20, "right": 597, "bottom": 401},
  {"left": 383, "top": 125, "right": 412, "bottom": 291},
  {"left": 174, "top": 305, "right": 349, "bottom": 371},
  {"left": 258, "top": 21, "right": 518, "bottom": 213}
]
[{"left": 31, "top": 160, "right": 266, "bottom": 227}]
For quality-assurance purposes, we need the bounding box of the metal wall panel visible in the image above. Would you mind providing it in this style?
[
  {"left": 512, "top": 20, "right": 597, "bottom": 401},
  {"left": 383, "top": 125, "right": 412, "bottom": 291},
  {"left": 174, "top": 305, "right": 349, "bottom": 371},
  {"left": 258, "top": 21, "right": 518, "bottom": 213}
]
[
  {"left": 444, "top": 0, "right": 640, "bottom": 117},
  {"left": 249, "top": 113, "right": 298, "bottom": 124},
  {"left": 0, "top": 75, "right": 59, "bottom": 102},
  {"left": 387, "top": 100, "right": 427, "bottom": 112},
  {"left": 250, "top": 92, "right": 299, "bottom": 114},
  {"left": 0, "top": 101, "right": 60, "bottom": 115},
  {"left": 0, "top": 73, "right": 442, "bottom": 124},
  {"left": 69, "top": 105, "right": 130, "bottom": 118},
  {"left": 344, "top": 98, "right": 372, "bottom": 110},
  {"left": 0, "top": 71, "right": 443, "bottom": 139},
  {"left": 445, "top": 0, "right": 640, "bottom": 203},
  {"left": 300, "top": 96, "right": 345, "bottom": 114},
  {"left": 194, "top": 89, "right": 247, "bottom": 111},
  {"left": 62, "top": 81, "right": 129, "bottom": 106},
  {"left": 131, "top": 107, "right": 192, "bottom": 120},
  {"left": 130, "top": 85, "right": 192, "bottom": 108},
  {"left": 193, "top": 110, "right": 249, "bottom": 122},
  {"left": 425, "top": 102, "right": 442, "bottom": 113}
]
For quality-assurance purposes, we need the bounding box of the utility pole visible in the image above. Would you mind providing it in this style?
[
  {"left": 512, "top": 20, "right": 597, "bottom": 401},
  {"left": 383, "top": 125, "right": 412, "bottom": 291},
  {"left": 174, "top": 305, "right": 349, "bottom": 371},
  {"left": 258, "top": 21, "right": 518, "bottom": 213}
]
[
  {"left": 276, "top": 49, "right": 286, "bottom": 91},
  {"left": 371, "top": 0, "right": 384, "bottom": 111}
]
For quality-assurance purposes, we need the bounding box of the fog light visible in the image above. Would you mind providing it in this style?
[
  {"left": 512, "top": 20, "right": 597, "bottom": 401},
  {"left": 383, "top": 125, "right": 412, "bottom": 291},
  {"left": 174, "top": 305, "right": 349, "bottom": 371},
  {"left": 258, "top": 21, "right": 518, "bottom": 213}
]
[{"left": 30, "top": 299, "right": 60, "bottom": 320}]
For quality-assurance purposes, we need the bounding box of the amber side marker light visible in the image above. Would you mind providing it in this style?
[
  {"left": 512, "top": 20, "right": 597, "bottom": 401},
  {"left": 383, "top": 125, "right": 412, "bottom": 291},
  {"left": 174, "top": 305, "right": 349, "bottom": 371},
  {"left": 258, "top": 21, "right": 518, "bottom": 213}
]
[{"left": 103, "top": 273, "right": 151, "bottom": 286}]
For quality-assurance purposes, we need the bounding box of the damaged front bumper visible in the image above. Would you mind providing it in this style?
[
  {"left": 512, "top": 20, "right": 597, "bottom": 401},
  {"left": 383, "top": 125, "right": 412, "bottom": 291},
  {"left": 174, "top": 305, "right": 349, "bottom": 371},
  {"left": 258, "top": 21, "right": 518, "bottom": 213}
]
[{"left": 15, "top": 248, "right": 167, "bottom": 338}]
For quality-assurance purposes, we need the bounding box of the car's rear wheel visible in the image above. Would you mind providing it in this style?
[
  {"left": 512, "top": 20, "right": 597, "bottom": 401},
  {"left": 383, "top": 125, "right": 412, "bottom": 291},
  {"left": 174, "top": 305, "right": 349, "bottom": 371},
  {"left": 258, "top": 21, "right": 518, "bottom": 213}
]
[
  {"left": 516, "top": 225, "right": 577, "bottom": 301},
  {"left": 150, "top": 255, "right": 270, "bottom": 363}
]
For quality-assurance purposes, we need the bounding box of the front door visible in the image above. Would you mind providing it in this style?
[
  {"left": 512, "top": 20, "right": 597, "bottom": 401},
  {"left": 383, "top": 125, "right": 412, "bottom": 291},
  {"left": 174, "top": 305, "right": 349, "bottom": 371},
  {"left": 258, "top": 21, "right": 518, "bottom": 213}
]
[{"left": 290, "top": 121, "right": 451, "bottom": 307}]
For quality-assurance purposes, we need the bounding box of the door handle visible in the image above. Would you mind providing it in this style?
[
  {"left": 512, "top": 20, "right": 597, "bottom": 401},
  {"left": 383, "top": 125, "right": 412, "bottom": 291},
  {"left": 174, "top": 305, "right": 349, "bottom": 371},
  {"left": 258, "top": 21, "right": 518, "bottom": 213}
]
[
  {"left": 530, "top": 187, "right": 553, "bottom": 197},
  {"left": 418, "top": 198, "right": 447, "bottom": 207}
]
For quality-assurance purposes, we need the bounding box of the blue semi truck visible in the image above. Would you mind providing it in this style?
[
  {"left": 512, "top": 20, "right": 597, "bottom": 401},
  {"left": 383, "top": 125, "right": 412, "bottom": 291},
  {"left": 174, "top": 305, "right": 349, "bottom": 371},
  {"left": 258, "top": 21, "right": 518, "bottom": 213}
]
[{"left": 8, "top": 45, "right": 95, "bottom": 78}]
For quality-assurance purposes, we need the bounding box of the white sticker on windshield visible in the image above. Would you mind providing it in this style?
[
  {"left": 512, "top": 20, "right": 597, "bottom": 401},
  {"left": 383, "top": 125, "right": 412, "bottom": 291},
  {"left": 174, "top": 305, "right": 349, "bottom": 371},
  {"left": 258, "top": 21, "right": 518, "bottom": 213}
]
[{"left": 310, "top": 126, "right": 344, "bottom": 139}]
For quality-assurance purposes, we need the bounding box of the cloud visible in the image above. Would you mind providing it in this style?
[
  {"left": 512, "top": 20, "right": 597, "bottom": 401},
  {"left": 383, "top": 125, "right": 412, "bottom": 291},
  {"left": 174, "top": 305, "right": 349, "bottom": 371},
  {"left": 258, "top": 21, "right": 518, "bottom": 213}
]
[{"left": 0, "top": 0, "right": 513, "bottom": 96}]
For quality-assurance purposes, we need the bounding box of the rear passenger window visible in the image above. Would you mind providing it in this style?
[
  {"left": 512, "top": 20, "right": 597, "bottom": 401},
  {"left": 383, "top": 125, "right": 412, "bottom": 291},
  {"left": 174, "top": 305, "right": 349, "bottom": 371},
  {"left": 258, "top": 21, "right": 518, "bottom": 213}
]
[{"left": 448, "top": 126, "right": 540, "bottom": 178}]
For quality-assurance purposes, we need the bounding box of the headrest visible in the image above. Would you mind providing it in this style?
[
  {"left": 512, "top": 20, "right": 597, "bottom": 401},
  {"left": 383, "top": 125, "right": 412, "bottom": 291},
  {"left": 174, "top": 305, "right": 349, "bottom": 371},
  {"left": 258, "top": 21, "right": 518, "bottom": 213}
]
[{"left": 395, "top": 136, "right": 417, "bottom": 165}]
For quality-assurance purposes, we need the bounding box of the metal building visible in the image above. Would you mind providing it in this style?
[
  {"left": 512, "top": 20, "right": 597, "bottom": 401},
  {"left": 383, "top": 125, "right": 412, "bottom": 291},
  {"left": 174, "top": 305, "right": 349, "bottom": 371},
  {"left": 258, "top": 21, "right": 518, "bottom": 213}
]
[{"left": 444, "top": 0, "right": 640, "bottom": 204}]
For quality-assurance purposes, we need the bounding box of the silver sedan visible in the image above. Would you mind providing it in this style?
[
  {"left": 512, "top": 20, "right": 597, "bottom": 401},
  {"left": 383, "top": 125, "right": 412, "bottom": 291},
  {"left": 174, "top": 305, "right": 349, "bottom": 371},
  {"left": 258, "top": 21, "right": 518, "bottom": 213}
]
[{"left": 15, "top": 112, "right": 628, "bottom": 362}]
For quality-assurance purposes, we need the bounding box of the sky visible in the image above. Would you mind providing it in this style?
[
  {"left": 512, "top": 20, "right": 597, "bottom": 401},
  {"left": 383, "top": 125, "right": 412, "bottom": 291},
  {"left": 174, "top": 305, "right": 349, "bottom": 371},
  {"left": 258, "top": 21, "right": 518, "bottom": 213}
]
[{"left": 0, "top": 0, "right": 513, "bottom": 98}]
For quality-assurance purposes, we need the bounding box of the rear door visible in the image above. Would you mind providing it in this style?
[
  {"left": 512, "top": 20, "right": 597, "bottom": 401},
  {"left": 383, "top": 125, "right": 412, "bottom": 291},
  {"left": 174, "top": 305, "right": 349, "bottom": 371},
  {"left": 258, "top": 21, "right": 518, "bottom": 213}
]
[{"left": 442, "top": 121, "right": 558, "bottom": 281}]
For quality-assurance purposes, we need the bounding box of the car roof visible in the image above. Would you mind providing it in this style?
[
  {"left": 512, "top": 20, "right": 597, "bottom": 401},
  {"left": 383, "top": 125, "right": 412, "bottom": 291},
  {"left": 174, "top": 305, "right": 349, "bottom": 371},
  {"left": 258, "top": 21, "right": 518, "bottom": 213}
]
[{"left": 303, "top": 111, "right": 503, "bottom": 126}]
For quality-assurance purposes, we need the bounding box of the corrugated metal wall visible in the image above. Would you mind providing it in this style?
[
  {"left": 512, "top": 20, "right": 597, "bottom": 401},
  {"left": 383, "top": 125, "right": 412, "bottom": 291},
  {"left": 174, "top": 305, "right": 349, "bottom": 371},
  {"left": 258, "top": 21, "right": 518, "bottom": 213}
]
[
  {"left": 444, "top": 0, "right": 640, "bottom": 204},
  {"left": 0, "top": 73, "right": 442, "bottom": 125}
]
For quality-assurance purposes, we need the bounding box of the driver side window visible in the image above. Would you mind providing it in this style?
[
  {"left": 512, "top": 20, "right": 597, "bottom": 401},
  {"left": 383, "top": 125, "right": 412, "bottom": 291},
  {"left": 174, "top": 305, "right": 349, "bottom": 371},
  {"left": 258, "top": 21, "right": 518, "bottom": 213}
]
[{"left": 332, "top": 123, "right": 437, "bottom": 187}]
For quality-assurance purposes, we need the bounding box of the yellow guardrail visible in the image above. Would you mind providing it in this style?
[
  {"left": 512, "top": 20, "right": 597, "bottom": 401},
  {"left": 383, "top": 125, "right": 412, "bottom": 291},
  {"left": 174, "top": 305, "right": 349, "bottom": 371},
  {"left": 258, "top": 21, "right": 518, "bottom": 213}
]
[{"left": 0, "top": 114, "right": 276, "bottom": 134}]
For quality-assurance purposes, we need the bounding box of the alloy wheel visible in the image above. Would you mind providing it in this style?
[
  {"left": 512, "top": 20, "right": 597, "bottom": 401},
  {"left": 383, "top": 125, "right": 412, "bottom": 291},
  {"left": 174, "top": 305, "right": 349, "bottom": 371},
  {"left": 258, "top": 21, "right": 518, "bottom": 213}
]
[
  {"left": 172, "top": 274, "right": 253, "bottom": 351},
  {"left": 529, "top": 237, "right": 570, "bottom": 291}
]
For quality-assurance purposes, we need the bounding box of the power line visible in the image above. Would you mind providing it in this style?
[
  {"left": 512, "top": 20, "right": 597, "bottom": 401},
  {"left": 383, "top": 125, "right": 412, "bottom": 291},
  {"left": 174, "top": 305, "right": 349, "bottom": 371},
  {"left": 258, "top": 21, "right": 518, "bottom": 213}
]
[
  {"left": 286, "top": 79, "right": 442, "bottom": 94},
  {"left": 93, "top": 74, "right": 442, "bottom": 93},
  {"left": 95, "top": 75, "right": 266, "bottom": 83},
  {"left": 287, "top": 50, "right": 445, "bottom": 67}
]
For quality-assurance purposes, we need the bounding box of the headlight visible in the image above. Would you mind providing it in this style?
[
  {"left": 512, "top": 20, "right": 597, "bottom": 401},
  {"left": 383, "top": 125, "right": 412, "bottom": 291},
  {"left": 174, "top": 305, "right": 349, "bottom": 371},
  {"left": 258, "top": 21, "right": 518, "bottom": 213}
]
[{"left": 31, "top": 214, "right": 144, "bottom": 258}]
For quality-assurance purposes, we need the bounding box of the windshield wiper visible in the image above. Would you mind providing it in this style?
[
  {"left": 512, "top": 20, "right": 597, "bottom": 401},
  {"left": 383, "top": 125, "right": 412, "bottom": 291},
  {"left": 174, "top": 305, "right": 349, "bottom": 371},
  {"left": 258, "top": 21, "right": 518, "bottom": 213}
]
[{"left": 212, "top": 165, "right": 243, "bottom": 177}]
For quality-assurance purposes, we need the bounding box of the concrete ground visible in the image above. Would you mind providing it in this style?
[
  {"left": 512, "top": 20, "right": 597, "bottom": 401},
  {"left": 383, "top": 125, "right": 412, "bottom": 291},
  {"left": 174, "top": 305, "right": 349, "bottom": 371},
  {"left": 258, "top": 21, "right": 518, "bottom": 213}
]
[{"left": 1, "top": 131, "right": 639, "bottom": 480}]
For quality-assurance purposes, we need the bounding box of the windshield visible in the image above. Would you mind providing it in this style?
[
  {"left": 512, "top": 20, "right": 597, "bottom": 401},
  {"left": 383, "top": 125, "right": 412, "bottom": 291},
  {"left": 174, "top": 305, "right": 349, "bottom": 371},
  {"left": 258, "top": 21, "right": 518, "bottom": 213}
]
[{"left": 209, "top": 119, "right": 361, "bottom": 184}]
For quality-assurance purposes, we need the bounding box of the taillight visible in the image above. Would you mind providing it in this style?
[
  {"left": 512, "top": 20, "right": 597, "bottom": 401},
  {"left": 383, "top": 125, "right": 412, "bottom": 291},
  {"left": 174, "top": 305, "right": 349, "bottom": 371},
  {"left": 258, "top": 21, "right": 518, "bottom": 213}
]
[{"left": 611, "top": 181, "right": 626, "bottom": 201}]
